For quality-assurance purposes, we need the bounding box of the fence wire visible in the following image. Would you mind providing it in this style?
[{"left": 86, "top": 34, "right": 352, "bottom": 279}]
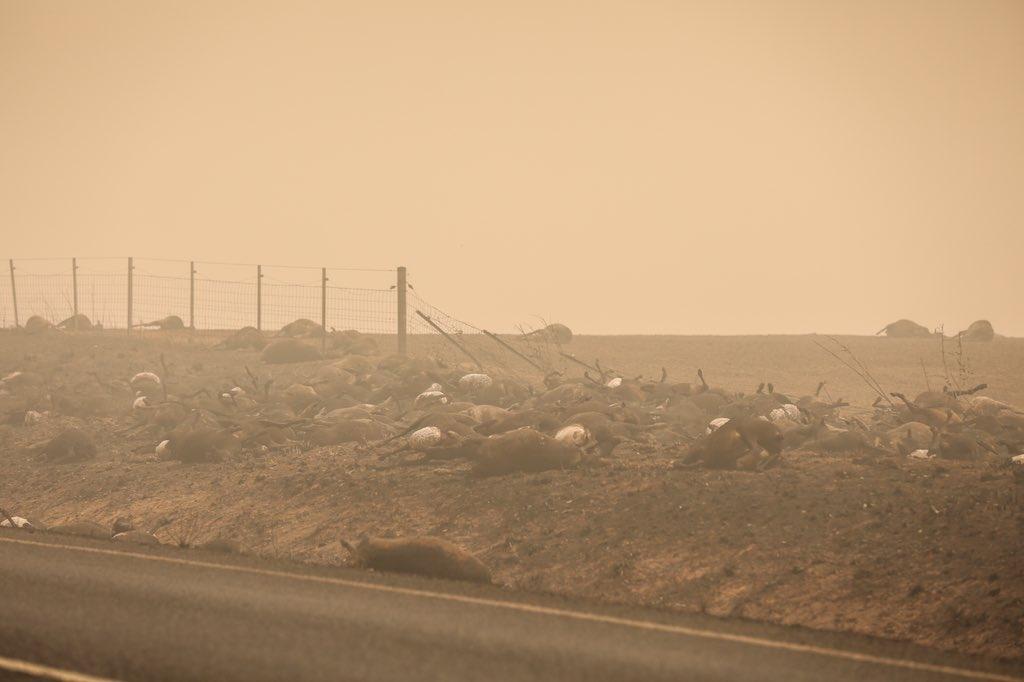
[
  {"left": 1, "top": 258, "right": 405, "bottom": 337},
  {"left": 0, "top": 257, "right": 559, "bottom": 378}
]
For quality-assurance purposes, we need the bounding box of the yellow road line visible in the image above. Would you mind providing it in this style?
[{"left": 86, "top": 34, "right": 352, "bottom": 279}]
[
  {"left": 1, "top": 535, "right": 1020, "bottom": 682},
  {"left": 0, "top": 654, "right": 119, "bottom": 682}
]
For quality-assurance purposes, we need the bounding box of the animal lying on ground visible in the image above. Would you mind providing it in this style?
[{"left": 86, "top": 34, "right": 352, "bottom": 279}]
[
  {"left": 261, "top": 339, "right": 322, "bottom": 364},
  {"left": 135, "top": 315, "right": 185, "bottom": 330},
  {"left": 57, "top": 314, "right": 93, "bottom": 330},
  {"left": 279, "top": 318, "right": 324, "bottom": 338},
  {"left": 215, "top": 326, "right": 267, "bottom": 350},
  {"left": 676, "top": 417, "right": 784, "bottom": 470},
  {"left": 958, "top": 320, "right": 995, "bottom": 342},
  {"left": 525, "top": 323, "right": 573, "bottom": 345},
  {"left": 472, "top": 427, "right": 581, "bottom": 477},
  {"left": 876, "top": 319, "right": 932, "bottom": 337},
  {"left": 31, "top": 428, "right": 98, "bottom": 463},
  {"left": 340, "top": 535, "right": 492, "bottom": 583},
  {"left": 23, "top": 315, "right": 52, "bottom": 333}
]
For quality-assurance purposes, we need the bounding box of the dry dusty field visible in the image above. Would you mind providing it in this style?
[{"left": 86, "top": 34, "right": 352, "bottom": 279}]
[{"left": 1, "top": 330, "right": 1022, "bottom": 661}]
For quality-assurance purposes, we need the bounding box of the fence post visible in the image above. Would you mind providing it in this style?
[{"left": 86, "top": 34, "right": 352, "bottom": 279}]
[
  {"left": 72, "top": 258, "right": 79, "bottom": 330},
  {"left": 127, "top": 257, "right": 133, "bottom": 335},
  {"left": 397, "top": 266, "right": 407, "bottom": 355},
  {"left": 321, "top": 267, "right": 328, "bottom": 349},
  {"left": 8, "top": 259, "right": 18, "bottom": 328},
  {"left": 189, "top": 261, "right": 196, "bottom": 330},
  {"left": 256, "top": 265, "right": 262, "bottom": 331}
]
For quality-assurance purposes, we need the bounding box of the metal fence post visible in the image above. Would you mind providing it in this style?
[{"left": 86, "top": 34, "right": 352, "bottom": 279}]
[
  {"left": 8, "top": 259, "right": 19, "bottom": 328},
  {"left": 127, "top": 257, "right": 133, "bottom": 334},
  {"left": 189, "top": 261, "right": 196, "bottom": 331},
  {"left": 321, "top": 267, "right": 328, "bottom": 349},
  {"left": 72, "top": 258, "right": 79, "bottom": 330},
  {"left": 397, "top": 266, "right": 407, "bottom": 355},
  {"left": 256, "top": 265, "right": 262, "bottom": 331}
]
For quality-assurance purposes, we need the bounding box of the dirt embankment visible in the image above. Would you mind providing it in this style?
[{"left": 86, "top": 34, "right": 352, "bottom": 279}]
[{"left": 4, "top": 416, "right": 1022, "bottom": 661}]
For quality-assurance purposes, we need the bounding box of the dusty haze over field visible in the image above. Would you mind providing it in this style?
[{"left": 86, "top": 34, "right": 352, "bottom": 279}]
[{"left": 1, "top": 0, "right": 1021, "bottom": 335}]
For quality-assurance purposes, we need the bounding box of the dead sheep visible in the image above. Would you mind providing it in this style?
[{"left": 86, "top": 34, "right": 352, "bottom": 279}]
[
  {"left": 958, "top": 319, "right": 995, "bottom": 342},
  {"left": 472, "top": 428, "right": 581, "bottom": 477},
  {"left": 676, "top": 417, "right": 783, "bottom": 470},
  {"left": 215, "top": 326, "right": 267, "bottom": 350},
  {"left": 136, "top": 315, "right": 185, "bottom": 330},
  {"left": 261, "top": 339, "right": 322, "bottom": 364},
  {"left": 23, "top": 315, "right": 52, "bottom": 333},
  {"left": 160, "top": 429, "right": 240, "bottom": 463},
  {"left": 475, "top": 409, "right": 561, "bottom": 436},
  {"left": 525, "top": 323, "right": 573, "bottom": 345},
  {"left": 283, "top": 383, "right": 320, "bottom": 411},
  {"left": 279, "top": 318, "right": 324, "bottom": 338},
  {"left": 56, "top": 313, "right": 93, "bottom": 331},
  {"left": 330, "top": 329, "right": 378, "bottom": 355},
  {"left": 876, "top": 319, "right": 932, "bottom": 338},
  {"left": 130, "top": 371, "right": 163, "bottom": 397},
  {"left": 34, "top": 428, "right": 98, "bottom": 464},
  {"left": 305, "top": 419, "right": 388, "bottom": 445},
  {"left": 341, "top": 535, "right": 491, "bottom": 583}
]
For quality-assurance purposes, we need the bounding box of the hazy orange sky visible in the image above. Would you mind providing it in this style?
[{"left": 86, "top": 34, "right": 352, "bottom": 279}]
[{"left": 1, "top": 1, "right": 1021, "bottom": 335}]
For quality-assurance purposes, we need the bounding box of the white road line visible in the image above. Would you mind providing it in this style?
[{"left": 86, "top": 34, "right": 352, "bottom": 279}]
[
  {"left": 0, "top": 654, "right": 119, "bottom": 682},
  {"left": 1, "top": 536, "right": 1020, "bottom": 682}
]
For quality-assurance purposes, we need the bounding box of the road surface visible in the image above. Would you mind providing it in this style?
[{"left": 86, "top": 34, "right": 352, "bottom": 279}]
[{"left": 0, "top": 530, "right": 1020, "bottom": 682}]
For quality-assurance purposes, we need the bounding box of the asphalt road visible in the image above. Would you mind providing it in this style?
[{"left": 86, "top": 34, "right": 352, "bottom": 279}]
[{"left": 0, "top": 530, "right": 1021, "bottom": 682}]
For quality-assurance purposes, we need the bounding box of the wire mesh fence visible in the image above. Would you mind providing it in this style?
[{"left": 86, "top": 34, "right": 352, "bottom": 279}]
[
  {"left": 0, "top": 256, "right": 567, "bottom": 377},
  {"left": 0, "top": 257, "right": 399, "bottom": 336}
]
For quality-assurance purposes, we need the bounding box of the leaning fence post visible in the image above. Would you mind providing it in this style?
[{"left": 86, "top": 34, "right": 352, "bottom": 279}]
[
  {"left": 256, "top": 265, "right": 262, "bottom": 331},
  {"left": 321, "top": 267, "right": 328, "bottom": 349},
  {"left": 72, "top": 258, "right": 79, "bottom": 330},
  {"left": 415, "top": 310, "right": 482, "bottom": 370},
  {"left": 8, "top": 259, "right": 19, "bottom": 328},
  {"left": 189, "top": 261, "right": 196, "bottom": 331},
  {"left": 127, "top": 257, "right": 133, "bottom": 335},
  {"left": 397, "top": 266, "right": 407, "bottom": 355}
]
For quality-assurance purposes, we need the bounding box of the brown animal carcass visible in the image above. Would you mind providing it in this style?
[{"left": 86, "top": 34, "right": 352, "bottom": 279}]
[
  {"left": 137, "top": 315, "right": 185, "bottom": 330},
  {"left": 261, "top": 339, "right": 322, "bottom": 364},
  {"left": 341, "top": 535, "right": 491, "bottom": 583},
  {"left": 526, "top": 323, "right": 573, "bottom": 345},
  {"left": 676, "top": 417, "right": 783, "bottom": 470},
  {"left": 279, "top": 318, "right": 324, "bottom": 338},
  {"left": 23, "top": 315, "right": 52, "bottom": 333},
  {"left": 958, "top": 320, "right": 995, "bottom": 342},
  {"left": 36, "top": 428, "right": 97, "bottom": 463},
  {"left": 57, "top": 313, "right": 93, "bottom": 331},
  {"left": 472, "top": 428, "right": 581, "bottom": 477},
  {"left": 876, "top": 319, "right": 932, "bottom": 338},
  {"left": 216, "top": 326, "right": 267, "bottom": 350}
]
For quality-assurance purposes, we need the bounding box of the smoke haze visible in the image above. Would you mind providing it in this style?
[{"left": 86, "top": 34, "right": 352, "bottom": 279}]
[{"left": 2, "top": 0, "right": 1021, "bottom": 334}]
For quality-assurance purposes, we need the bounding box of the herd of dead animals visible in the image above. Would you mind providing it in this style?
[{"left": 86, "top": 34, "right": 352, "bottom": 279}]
[{"left": 2, "top": 315, "right": 1022, "bottom": 585}]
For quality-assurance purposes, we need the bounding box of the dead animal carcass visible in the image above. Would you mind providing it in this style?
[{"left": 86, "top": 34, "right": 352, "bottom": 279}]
[
  {"left": 261, "top": 339, "right": 322, "bottom": 364},
  {"left": 34, "top": 428, "right": 98, "bottom": 464},
  {"left": 876, "top": 319, "right": 932, "bottom": 338},
  {"left": 341, "top": 535, "right": 491, "bottom": 583},
  {"left": 472, "top": 428, "right": 581, "bottom": 477},
  {"left": 216, "top": 326, "right": 267, "bottom": 350}
]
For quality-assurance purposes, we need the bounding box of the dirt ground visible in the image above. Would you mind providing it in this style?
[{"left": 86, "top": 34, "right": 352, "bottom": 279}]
[{"left": 2, "top": 331, "right": 1022, "bottom": 662}]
